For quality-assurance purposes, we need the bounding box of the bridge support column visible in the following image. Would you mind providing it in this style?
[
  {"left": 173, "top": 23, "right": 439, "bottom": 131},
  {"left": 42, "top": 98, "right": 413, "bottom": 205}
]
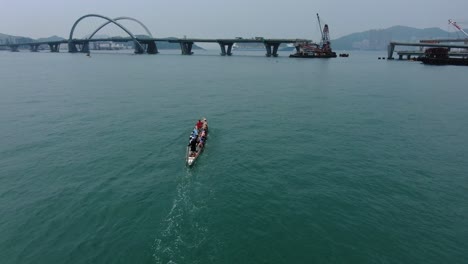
[
  {"left": 218, "top": 42, "right": 233, "bottom": 56},
  {"left": 30, "top": 44, "right": 40, "bottom": 52},
  {"left": 264, "top": 43, "right": 272, "bottom": 57},
  {"left": 219, "top": 44, "right": 226, "bottom": 56},
  {"left": 227, "top": 43, "right": 234, "bottom": 56},
  {"left": 68, "top": 42, "right": 78, "bottom": 53},
  {"left": 180, "top": 42, "right": 194, "bottom": 55},
  {"left": 134, "top": 41, "right": 145, "bottom": 54},
  {"left": 9, "top": 45, "right": 19, "bottom": 52},
  {"left": 49, "top": 43, "right": 60, "bottom": 53},
  {"left": 272, "top": 43, "right": 280, "bottom": 57},
  {"left": 80, "top": 42, "right": 89, "bottom": 53},
  {"left": 264, "top": 42, "right": 280, "bottom": 57},
  {"left": 387, "top": 43, "right": 395, "bottom": 59},
  {"left": 146, "top": 41, "right": 158, "bottom": 54}
]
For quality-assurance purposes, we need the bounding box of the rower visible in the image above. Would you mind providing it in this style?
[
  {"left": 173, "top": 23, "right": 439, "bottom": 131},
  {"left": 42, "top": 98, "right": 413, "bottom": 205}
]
[
  {"left": 196, "top": 120, "right": 203, "bottom": 130},
  {"left": 188, "top": 135, "right": 198, "bottom": 156}
]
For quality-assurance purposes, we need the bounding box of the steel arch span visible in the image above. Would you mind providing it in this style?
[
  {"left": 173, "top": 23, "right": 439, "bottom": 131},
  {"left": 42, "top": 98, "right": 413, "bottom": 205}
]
[
  {"left": 88, "top": 16, "right": 153, "bottom": 40},
  {"left": 68, "top": 14, "right": 144, "bottom": 51}
]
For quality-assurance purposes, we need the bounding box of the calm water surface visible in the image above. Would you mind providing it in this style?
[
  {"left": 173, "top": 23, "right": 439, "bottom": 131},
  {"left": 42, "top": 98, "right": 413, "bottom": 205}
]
[{"left": 0, "top": 50, "right": 467, "bottom": 264}]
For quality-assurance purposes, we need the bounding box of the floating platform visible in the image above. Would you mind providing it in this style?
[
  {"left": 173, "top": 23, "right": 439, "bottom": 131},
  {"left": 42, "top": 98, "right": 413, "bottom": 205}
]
[
  {"left": 420, "top": 57, "right": 468, "bottom": 66},
  {"left": 289, "top": 52, "right": 337, "bottom": 58}
]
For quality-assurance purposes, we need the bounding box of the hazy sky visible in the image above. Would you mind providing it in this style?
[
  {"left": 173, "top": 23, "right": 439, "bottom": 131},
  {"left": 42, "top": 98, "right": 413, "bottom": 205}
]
[{"left": 1, "top": 0, "right": 467, "bottom": 40}]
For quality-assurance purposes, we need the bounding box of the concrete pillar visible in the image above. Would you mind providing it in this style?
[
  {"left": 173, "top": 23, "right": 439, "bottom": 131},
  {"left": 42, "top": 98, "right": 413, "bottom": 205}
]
[
  {"left": 134, "top": 41, "right": 145, "bottom": 54},
  {"left": 80, "top": 42, "right": 90, "bottom": 53},
  {"left": 180, "top": 42, "right": 194, "bottom": 55},
  {"left": 10, "top": 45, "right": 19, "bottom": 52},
  {"left": 387, "top": 43, "right": 395, "bottom": 59},
  {"left": 264, "top": 42, "right": 281, "bottom": 57},
  {"left": 218, "top": 42, "right": 234, "bottom": 56},
  {"left": 179, "top": 42, "right": 185, "bottom": 54},
  {"left": 406, "top": 55, "right": 411, "bottom": 60},
  {"left": 186, "top": 42, "right": 193, "bottom": 55},
  {"left": 146, "top": 41, "right": 158, "bottom": 54},
  {"left": 30, "top": 44, "right": 39, "bottom": 52},
  {"left": 398, "top": 54, "right": 403, "bottom": 60},
  {"left": 50, "top": 44, "right": 60, "bottom": 52},
  {"left": 219, "top": 43, "right": 227, "bottom": 56},
  {"left": 68, "top": 42, "right": 78, "bottom": 53},
  {"left": 264, "top": 43, "right": 272, "bottom": 57},
  {"left": 226, "top": 43, "right": 233, "bottom": 56},
  {"left": 271, "top": 43, "right": 280, "bottom": 57}
]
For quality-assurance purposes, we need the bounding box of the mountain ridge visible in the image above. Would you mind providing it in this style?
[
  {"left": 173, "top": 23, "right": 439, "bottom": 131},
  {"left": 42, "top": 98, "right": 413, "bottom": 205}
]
[{"left": 332, "top": 25, "right": 468, "bottom": 50}]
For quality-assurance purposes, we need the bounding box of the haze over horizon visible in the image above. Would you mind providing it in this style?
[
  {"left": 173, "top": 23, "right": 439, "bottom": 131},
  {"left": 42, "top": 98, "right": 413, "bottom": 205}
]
[{"left": 1, "top": 0, "right": 467, "bottom": 41}]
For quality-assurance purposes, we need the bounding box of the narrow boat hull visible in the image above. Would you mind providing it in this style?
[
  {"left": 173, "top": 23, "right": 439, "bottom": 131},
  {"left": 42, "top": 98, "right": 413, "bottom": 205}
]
[
  {"left": 186, "top": 119, "right": 208, "bottom": 167},
  {"left": 187, "top": 146, "right": 204, "bottom": 166}
]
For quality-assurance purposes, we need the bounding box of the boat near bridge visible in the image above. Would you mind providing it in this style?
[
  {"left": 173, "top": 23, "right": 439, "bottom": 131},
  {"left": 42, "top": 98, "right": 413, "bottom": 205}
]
[
  {"left": 419, "top": 47, "right": 468, "bottom": 66},
  {"left": 186, "top": 118, "right": 209, "bottom": 167},
  {"left": 289, "top": 13, "right": 337, "bottom": 59}
]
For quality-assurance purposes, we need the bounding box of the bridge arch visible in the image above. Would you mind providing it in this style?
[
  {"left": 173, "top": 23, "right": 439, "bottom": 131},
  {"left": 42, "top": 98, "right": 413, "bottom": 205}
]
[
  {"left": 68, "top": 14, "right": 144, "bottom": 51},
  {"left": 88, "top": 17, "right": 153, "bottom": 40}
]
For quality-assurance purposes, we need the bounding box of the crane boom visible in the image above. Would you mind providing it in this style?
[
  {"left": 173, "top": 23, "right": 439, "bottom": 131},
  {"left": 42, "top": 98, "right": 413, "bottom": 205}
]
[
  {"left": 317, "top": 13, "right": 324, "bottom": 42},
  {"left": 448, "top": 19, "right": 468, "bottom": 37}
]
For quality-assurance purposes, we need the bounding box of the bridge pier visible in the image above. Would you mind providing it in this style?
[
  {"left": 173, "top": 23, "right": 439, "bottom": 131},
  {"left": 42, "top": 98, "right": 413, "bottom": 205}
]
[
  {"left": 134, "top": 41, "right": 158, "bottom": 54},
  {"left": 68, "top": 42, "right": 78, "bottom": 53},
  {"left": 9, "top": 45, "right": 19, "bottom": 52},
  {"left": 146, "top": 41, "right": 158, "bottom": 54},
  {"left": 68, "top": 42, "right": 88, "bottom": 53},
  {"left": 134, "top": 41, "right": 145, "bottom": 54},
  {"left": 180, "top": 41, "right": 194, "bottom": 55},
  {"left": 80, "top": 42, "right": 89, "bottom": 53},
  {"left": 264, "top": 42, "right": 280, "bottom": 57},
  {"left": 49, "top": 43, "right": 60, "bottom": 52},
  {"left": 387, "top": 43, "right": 395, "bottom": 59},
  {"left": 218, "top": 42, "right": 234, "bottom": 56},
  {"left": 30, "top": 44, "right": 40, "bottom": 52}
]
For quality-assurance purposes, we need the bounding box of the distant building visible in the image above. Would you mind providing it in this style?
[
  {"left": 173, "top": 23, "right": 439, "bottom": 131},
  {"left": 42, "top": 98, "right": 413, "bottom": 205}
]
[{"left": 93, "top": 42, "right": 125, "bottom": 50}]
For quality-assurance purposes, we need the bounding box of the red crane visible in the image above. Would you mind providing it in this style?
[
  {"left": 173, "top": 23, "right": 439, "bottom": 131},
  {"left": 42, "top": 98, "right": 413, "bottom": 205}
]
[{"left": 448, "top": 19, "right": 468, "bottom": 38}]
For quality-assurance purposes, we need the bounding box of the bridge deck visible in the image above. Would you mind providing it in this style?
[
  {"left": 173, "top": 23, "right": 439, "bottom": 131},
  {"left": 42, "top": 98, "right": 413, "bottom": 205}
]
[
  {"left": 388, "top": 41, "right": 468, "bottom": 59},
  {"left": 0, "top": 37, "right": 308, "bottom": 47},
  {"left": 397, "top": 50, "right": 468, "bottom": 58}
]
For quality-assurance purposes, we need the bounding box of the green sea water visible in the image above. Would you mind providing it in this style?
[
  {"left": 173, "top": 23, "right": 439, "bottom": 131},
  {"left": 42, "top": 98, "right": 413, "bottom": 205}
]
[{"left": 0, "top": 50, "right": 467, "bottom": 264}]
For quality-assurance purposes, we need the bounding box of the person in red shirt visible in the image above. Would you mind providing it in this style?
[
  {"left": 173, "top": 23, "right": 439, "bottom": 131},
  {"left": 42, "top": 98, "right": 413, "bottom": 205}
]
[{"left": 196, "top": 120, "right": 203, "bottom": 130}]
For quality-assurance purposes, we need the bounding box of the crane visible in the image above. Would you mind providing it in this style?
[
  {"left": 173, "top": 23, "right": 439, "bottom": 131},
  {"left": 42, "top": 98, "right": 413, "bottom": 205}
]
[
  {"left": 316, "top": 13, "right": 330, "bottom": 44},
  {"left": 448, "top": 19, "right": 468, "bottom": 37}
]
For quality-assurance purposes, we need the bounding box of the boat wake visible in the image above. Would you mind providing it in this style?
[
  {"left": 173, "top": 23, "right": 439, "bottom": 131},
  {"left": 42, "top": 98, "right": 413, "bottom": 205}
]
[{"left": 152, "top": 170, "right": 211, "bottom": 264}]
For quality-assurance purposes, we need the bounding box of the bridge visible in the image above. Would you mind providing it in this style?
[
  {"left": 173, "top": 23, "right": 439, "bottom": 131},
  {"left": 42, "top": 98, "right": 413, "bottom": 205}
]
[
  {"left": 387, "top": 39, "right": 468, "bottom": 60},
  {"left": 0, "top": 14, "right": 308, "bottom": 57}
]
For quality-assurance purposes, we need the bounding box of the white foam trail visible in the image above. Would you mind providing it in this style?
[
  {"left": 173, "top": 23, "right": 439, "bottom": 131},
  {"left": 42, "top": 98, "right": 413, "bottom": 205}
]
[{"left": 153, "top": 170, "right": 208, "bottom": 264}]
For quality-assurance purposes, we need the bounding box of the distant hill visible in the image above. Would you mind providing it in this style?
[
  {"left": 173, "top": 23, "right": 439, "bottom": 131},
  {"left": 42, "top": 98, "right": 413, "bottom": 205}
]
[
  {"left": 0, "top": 33, "right": 34, "bottom": 44},
  {"left": 36, "top": 35, "right": 66, "bottom": 42},
  {"left": 332, "top": 26, "right": 468, "bottom": 50}
]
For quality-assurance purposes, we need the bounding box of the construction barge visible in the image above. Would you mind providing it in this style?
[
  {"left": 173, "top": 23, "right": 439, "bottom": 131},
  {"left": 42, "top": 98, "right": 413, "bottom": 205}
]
[
  {"left": 290, "top": 14, "right": 337, "bottom": 58},
  {"left": 419, "top": 47, "right": 468, "bottom": 66}
]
